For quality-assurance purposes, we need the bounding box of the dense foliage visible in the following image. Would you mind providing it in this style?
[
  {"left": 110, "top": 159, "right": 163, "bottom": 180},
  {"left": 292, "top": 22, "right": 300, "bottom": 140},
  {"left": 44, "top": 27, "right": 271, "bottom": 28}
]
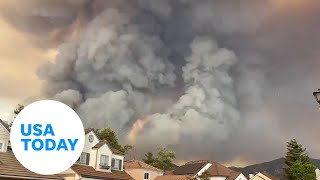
[
  {"left": 284, "top": 139, "right": 316, "bottom": 180},
  {"left": 143, "top": 147, "right": 176, "bottom": 171},
  {"left": 95, "top": 128, "right": 133, "bottom": 154}
]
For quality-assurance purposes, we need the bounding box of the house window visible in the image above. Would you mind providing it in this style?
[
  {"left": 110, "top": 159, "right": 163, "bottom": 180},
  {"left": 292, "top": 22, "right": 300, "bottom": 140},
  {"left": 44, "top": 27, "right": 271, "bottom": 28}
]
[
  {"left": 100, "top": 155, "right": 109, "bottom": 169},
  {"left": 77, "top": 152, "right": 89, "bottom": 164},
  {"left": 0, "top": 143, "right": 3, "bottom": 151},
  {"left": 111, "top": 158, "right": 123, "bottom": 170},
  {"left": 144, "top": 172, "right": 150, "bottom": 180}
]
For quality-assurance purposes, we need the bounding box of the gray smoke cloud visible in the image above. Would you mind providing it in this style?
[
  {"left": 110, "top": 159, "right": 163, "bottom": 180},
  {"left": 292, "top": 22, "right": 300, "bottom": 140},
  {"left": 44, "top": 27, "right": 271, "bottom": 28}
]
[
  {"left": 3, "top": 0, "right": 320, "bottom": 165},
  {"left": 137, "top": 37, "right": 239, "bottom": 149}
]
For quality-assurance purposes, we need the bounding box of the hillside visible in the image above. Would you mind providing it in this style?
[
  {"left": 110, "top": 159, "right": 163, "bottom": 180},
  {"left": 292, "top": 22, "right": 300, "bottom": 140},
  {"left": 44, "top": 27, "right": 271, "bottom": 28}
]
[{"left": 230, "top": 158, "right": 320, "bottom": 179}]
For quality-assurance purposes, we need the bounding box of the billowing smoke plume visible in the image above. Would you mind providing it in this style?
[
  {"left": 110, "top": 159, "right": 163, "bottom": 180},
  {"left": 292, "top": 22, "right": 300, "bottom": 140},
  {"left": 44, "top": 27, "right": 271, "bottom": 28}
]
[
  {"left": 3, "top": 0, "right": 320, "bottom": 164},
  {"left": 138, "top": 37, "right": 239, "bottom": 146}
]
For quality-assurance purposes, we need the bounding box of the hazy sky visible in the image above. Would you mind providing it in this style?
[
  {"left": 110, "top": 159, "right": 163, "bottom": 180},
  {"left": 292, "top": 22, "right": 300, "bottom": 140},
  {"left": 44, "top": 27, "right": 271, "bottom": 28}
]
[
  {"left": 0, "top": 15, "right": 56, "bottom": 120},
  {"left": 1, "top": 0, "right": 320, "bottom": 167}
]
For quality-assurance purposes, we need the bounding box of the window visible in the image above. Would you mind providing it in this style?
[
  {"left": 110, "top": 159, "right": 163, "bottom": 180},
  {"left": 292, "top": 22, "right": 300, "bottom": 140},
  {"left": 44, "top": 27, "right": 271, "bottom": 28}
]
[
  {"left": 0, "top": 143, "right": 3, "bottom": 151},
  {"left": 111, "top": 158, "right": 123, "bottom": 170},
  {"left": 100, "top": 155, "right": 109, "bottom": 169},
  {"left": 77, "top": 152, "right": 89, "bottom": 164},
  {"left": 144, "top": 172, "right": 150, "bottom": 180},
  {"left": 89, "top": 135, "right": 94, "bottom": 143}
]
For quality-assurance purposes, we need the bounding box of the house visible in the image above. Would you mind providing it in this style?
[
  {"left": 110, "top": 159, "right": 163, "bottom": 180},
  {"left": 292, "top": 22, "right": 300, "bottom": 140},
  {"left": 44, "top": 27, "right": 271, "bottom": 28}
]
[
  {"left": 316, "top": 168, "right": 320, "bottom": 180},
  {"left": 0, "top": 119, "right": 10, "bottom": 152},
  {"left": 249, "top": 171, "right": 279, "bottom": 180},
  {"left": 58, "top": 128, "right": 133, "bottom": 180},
  {"left": 154, "top": 175, "right": 193, "bottom": 180},
  {"left": 159, "top": 160, "right": 247, "bottom": 180},
  {"left": 0, "top": 152, "right": 62, "bottom": 180},
  {"left": 124, "top": 160, "right": 164, "bottom": 180}
]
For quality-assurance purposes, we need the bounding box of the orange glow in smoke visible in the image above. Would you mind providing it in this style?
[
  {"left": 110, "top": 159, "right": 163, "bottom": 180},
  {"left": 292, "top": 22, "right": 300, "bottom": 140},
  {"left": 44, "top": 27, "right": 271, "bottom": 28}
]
[{"left": 128, "top": 116, "right": 149, "bottom": 144}]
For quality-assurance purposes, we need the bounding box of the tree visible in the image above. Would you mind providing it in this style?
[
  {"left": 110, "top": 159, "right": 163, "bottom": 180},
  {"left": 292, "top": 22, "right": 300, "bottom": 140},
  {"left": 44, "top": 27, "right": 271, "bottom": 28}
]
[
  {"left": 284, "top": 139, "right": 316, "bottom": 180},
  {"left": 143, "top": 152, "right": 157, "bottom": 164},
  {"left": 14, "top": 104, "right": 24, "bottom": 115},
  {"left": 9, "top": 104, "right": 25, "bottom": 128},
  {"left": 95, "top": 128, "right": 133, "bottom": 154},
  {"left": 197, "top": 170, "right": 210, "bottom": 180},
  {"left": 143, "top": 147, "right": 176, "bottom": 171}
]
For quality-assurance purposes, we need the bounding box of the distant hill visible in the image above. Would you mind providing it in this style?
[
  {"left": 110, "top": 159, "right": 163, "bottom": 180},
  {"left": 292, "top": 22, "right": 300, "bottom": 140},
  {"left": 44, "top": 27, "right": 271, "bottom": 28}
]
[{"left": 230, "top": 158, "right": 320, "bottom": 180}]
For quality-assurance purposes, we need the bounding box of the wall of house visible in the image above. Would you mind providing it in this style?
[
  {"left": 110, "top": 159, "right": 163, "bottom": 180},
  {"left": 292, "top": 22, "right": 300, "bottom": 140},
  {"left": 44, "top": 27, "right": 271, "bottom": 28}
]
[
  {"left": 209, "top": 177, "right": 227, "bottom": 180},
  {"left": 316, "top": 169, "right": 320, "bottom": 180},
  {"left": 83, "top": 131, "right": 99, "bottom": 153},
  {"left": 57, "top": 168, "right": 80, "bottom": 180},
  {"left": 250, "top": 174, "right": 271, "bottom": 180},
  {"left": 235, "top": 173, "right": 247, "bottom": 180},
  {"left": 89, "top": 149, "right": 98, "bottom": 169},
  {"left": 96, "top": 144, "right": 113, "bottom": 172},
  {"left": 0, "top": 124, "right": 9, "bottom": 152},
  {"left": 250, "top": 176, "right": 264, "bottom": 180},
  {"left": 111, "top": 153, "right": 125, "bottom": 171},
  {"left": 125, "top": 169, "right": 163, "bottom": 180},
  {"left": 62, "top": 175, "right": 77, "bottom": 180}
]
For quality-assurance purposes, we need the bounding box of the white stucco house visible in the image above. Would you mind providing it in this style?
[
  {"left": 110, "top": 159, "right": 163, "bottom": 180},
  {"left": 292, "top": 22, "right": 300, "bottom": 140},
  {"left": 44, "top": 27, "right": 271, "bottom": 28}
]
[
  {"left": 0, "top": 119, "right": 10, "bottom": 152},
  {"left": 316, "top": 168, "right": 320, "bottom": 180},
  {"left": 58, "top": 128, "right": 133, "bottom": 180},
  {"left": 124, "top": 160, "right": 164, "bottom": 180},
  {"left": 249, "top": 171, "right": 279, "bottom": 180}
]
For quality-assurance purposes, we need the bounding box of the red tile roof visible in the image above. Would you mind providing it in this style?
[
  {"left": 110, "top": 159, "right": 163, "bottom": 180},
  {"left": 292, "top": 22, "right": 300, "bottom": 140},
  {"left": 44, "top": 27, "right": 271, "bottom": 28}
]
[
  {"left": 206, "top": 161, "right": 235, "bottom": 177},
  {"left": 71, "top": 164, "right": 133, "bottom": 180},
  {"left": 124, "top": 160, "right": 163, "bottom": 172},
  {"left": 173, "top": 162, "right": 207, "bottom": 176},
  {"left": 0, "top": 152, "right": 62, "bottom": 179},
  {"left": 226, "top": 172, "right": 241, "bottom": 180}
]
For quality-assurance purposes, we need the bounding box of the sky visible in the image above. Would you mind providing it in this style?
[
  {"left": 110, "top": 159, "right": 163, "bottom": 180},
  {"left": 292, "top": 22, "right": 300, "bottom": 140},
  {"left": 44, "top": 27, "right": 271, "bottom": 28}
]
[
  {"left": 1, "top": 0, "right": 320, "bottom": 167},
  {"left": 0, "top": 15, "right": 56, "bottom": 120}
]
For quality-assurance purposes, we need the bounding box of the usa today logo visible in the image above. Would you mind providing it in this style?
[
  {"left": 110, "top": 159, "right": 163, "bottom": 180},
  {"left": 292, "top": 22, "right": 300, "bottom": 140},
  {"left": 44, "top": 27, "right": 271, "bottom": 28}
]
[{"left": 10, "top": 100, "right": 85, "bottom": 175}]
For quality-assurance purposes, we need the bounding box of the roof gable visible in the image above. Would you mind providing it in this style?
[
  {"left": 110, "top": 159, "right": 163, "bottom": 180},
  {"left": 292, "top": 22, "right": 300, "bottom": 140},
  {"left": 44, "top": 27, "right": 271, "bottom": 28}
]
[
  {"left": 183, "top": 160, "right": 241, "bottom": 179},
  {"left": 206, "top": 162, "right": 235, "bottom": 177},
  {"left": 226, "top": 172, "right": 242, "bottom": 180},
  {"left": 0, "top": 119, "right": 10, "bottom": 133},
  {"left": 92, "top": 140, "right": 124, "bottom": 155},
  {"left": 85, "top": 130, "right": 100, "bottom": 145},
  {"left": 85, "top": 128, "right": 100, "bottom": 140},
  {"left": 252, "top": 172, "right": 277, "bottom": 180},
  {"left": 124, "top": 160, "right": 163, "bottom": 172}
]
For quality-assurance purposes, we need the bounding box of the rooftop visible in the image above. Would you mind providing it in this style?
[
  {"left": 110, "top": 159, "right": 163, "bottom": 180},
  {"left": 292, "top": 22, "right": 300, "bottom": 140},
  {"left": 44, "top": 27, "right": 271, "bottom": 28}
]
[
  {"left": 92, "top": 140, "right": 124, "bottom": 155},
  {"left": 173, "top": 162, "right": 207, "bottom": 176},
  {"left": 124, "top": 160, "right": 163, "bottom": 172},
  {"left": 71, "top": 163, "right": 133, "bottom": 180},
  {"left": 155, "top": 175, "right": 192, "bottom": 180},
  {"left": 0, "top": 152, "right": 62, "bottom": 179}
]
